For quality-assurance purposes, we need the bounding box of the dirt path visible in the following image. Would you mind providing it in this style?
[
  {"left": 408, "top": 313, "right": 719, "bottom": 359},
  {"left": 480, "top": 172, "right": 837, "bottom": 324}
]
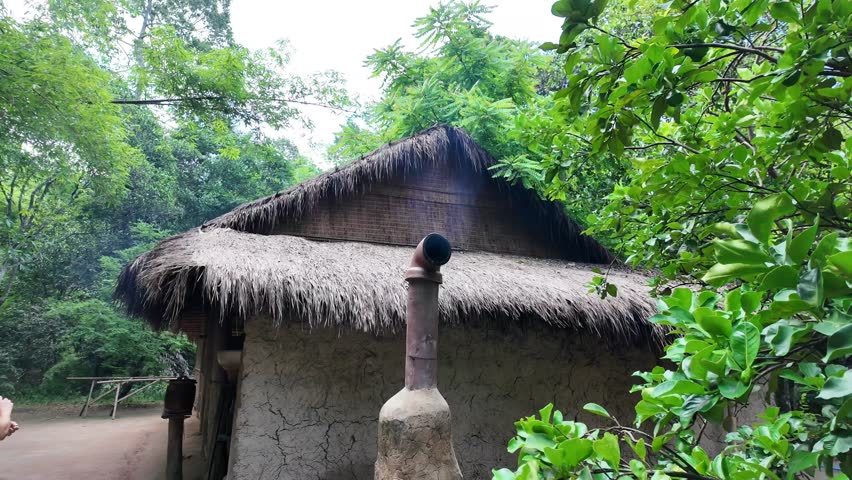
[{"left": 0, "top": 406, "right": 203, "bottom": 480}]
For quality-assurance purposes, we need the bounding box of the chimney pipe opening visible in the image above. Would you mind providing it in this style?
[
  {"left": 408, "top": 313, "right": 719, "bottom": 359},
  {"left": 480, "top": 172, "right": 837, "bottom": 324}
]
[{"left": 421, "top": 233, "right": 451, "bottom": 267}]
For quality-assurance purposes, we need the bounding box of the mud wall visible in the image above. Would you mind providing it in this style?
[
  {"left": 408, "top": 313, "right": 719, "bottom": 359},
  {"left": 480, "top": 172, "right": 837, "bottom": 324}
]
[{"left": 227, "top": 320, "right": 657, "bottom": 480}]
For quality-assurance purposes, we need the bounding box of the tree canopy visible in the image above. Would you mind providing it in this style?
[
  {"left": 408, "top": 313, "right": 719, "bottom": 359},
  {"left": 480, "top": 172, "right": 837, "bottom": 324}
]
[
  {"left": 0, "top": 0, "right": 334, "bottom": 397},
  {"left": 490, "top": 0, "right": 851, "bottom": 478}
]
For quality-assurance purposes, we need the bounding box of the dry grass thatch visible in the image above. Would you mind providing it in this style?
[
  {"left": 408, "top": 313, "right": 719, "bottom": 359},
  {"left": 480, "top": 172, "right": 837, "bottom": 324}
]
[
  {"left": 201, "top": 125, "right": 612, "bottom": 263},
  {"left": 115, "top": 125, "right": 661, "bottom": 345},
  {"left": 116, "top": 229, "right": 662, "bottom": 345}
]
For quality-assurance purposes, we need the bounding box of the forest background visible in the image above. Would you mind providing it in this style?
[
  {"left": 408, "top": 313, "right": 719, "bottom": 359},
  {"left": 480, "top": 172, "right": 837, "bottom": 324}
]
[
  {"left": 1, "top": 0, "right": 614, "bottom": 400},
  {"left": 3, "top": 0, "right": 848, "bottom": 477}
]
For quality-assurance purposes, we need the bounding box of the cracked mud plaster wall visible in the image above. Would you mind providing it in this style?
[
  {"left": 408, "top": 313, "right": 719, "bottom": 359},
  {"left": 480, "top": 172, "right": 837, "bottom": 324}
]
[{"left": 227, "top": 319, "right": 657, "bottom": 480}]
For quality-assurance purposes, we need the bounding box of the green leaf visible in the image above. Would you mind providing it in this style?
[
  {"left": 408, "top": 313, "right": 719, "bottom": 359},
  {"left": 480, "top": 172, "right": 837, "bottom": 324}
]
[
  {"left": 667, "top": 91, "right": 684, "bottom": 107},
  {"left": 823, "top": 271, "right": 852, "bottom": 298},
  {"left": 551, "top": 0, "right": 573, "bottom": 17},
  {"left": 788, "top": 220, "right": 819, "bottom": 264},
  {"left": 713, "top": 239, "right": 772, "bottom": 264},
  {"left": 695, "top": 307, "right": 733, "bottom": 337},
  {"left": 583, "top": 403, "right": 611, "bottom": 419},
  {"left": 651, "top": 95, "right": 667, "bottom": 129},
  {"left": 820, "top": 127, "right": 843, "bottom": 151},
  {"left": 684, "top": 345, "right": 714, "bottom": 380},
  {"left": 769, "top": 1, "right": 800, "bottom": 22},
  {"left": 653, "top": 306, "right": 695, "bottom": 328},
  {"left": 823, "top": 323, "right": 852, "bottom": 362},
  {"left": 623, "top": 61, "right": 647, "bottom": 83},
  {"left": 827, "top": 251, "right": 852, "bottom": 277},
  {"left": 523, "top": 433, "right": 557, "bottom": 451},
  {"left": 731, "top": 322, "right": 760, "bottom": 369},
  {"left": 631, "top": 438, "right": 647, "bottom": 461},
  {"left": 830, "top": 435, "right": 852, "bottom": 456},
  {"left": 492, "top": 468, "right": 516, "bottom": 480},
  {"left": 815, "top": 310, "right": 852, "bottom": 336},
  {"left": 758, "top": 265, "right": 799, "bottom": 291},
  {"left": 651, "top": 379, "right": 706, "bottom": 396},
  {"left": 539, "top": 403, "right": 554, "bottom": 423},
  {"left": 698, "top": 291, "right": 718, "bottom": 308},
  {"left": 651, "top": 433, "right": 674, "bottom": 453},
  {"left": 735, "top": 223, "right": 761, "bottom": 244},
  {"left": 543, "top": 446, "right": 564, "bottom": 466},
  {"left": 636, "top": 400, "right": 666, "bottom": 419},
  {"left": 606, "top": 282, "right": 618, "bottom": 297},
  {"left": 560, "top": 438, "right": 594, "bottom": 468},
  {"left": 811, "top": 232, "right": 839, "bottom": 267},
  {"left": 703, "top": 262, "right": 768, "bottom": 285},
  {"left": 679, "top": 394, "right": 714, "bottom": 422},
  {"left": 763, "top": 321, "right": 806, "bottom": 356},
  {"left": 700, "top": 351, "right": 728, "bottom": 375},
  {"left": 668, "top": 288, "right": 694, "bottom": 309},
  {"left": 788, "top": 450, "right": 818, "bottom": 476},
  {"left": 800, "top": 362, "right": 821, "bottom": 378},
  {"left": 817, "top": 370, "right": 852, "bottom": 400},
  {"left": 629, "top": 459, "right": 647, "bottom": 479},
  {"left": 719, "top": 376, "right": 750, "bottom": 399},
  {"left": 741, "top": 291, "right": 762, "bottom": 314},
  {"left": 725, "top": 288, "right": 742, "bottom": 312},
  {"left": 767, "top": 290, "right": 813, "bottom": 317},
  {"left": 746, "top": 194, "right": 795, "bottom": 245},
  {"left": 508, "top": 437, "right": 524, "bottom": 453},
  {"left": 797, "top": 267, "right": 824, "bottom": 306},
  {"left": 593, "top": 433, "right": 621, "bottom": 470}
]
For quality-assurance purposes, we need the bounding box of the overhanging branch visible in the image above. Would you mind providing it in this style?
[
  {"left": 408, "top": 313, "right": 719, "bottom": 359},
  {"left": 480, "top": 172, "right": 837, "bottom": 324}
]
[
  {"left": 671, "top": 43, "right": 779, "bottom": 63},
  {"left": 110, "top": 95, "right": 355, "bottom": 113}
]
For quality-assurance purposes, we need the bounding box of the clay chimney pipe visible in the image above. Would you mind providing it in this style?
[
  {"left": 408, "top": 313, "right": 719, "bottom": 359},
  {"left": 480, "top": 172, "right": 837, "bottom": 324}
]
[{"left": 404, "top": 233, "right": 452, "bottom": 390}]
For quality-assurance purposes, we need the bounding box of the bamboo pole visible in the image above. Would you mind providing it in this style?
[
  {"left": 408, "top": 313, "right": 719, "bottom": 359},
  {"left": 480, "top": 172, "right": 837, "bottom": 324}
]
[
  {"left": 79, "top": 380, "right": 96, "bottom": 417},
  {"left": 69, "top": 376, "right": 176, "bottom": 381},
  {"left": 111, "top": 381, "right": 123, "bottom": 420},
  {"left": 87, "top": 384, "right": 121, "bottom": 406},
  {"left": 117, "top": 379, "right": 161, "bottom": 403},
  {"left": 96, "top": 377, "right": 175, "bottom": 384}
]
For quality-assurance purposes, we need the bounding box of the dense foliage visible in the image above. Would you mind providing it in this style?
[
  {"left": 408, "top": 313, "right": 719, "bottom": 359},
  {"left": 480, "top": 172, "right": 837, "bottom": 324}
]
[
  {"left": 492, "top": 0, "right": 851, "bottom": 478},
  {"left": 2, "top": 2, "right": 848, "bottom": 477},
  {"left": 0, "top": 0, "right": 332, "bottom": 399},
  {"left": 331, "top": 1, "right": 665, "bottom": 224},
  {"left": 329, "top": 2, "right": 550, "bottom": 165}
]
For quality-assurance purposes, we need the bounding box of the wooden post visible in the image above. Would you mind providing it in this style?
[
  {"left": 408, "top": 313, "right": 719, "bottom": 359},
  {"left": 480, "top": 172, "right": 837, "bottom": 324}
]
[
  {"left": 111, "top": 382, "right": 122, "bottom": 420},
  {"left": 80, "top": 380, "right": 96, "bottom": 417},
  {"left": 166, "top": 417, "right": 185, "bottom": 480}
]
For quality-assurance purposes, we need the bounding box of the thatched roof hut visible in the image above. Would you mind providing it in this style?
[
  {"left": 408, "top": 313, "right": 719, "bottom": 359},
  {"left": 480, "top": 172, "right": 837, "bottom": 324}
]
[
  {"left": 116, "top": 125, "right": 660, "bottom": 480},
  {"left": 117, "top": 125, "right": 656, "bottom": 343}
]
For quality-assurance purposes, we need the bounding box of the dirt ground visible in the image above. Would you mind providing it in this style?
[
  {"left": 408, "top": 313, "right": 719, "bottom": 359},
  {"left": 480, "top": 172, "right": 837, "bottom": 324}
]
[{"left": 0, "top": 405, "right": 204, "bottom": 480}]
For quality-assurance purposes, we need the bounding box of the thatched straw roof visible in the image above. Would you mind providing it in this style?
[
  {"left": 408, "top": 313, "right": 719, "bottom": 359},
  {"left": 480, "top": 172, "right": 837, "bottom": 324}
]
[
  {"left": 200, "top": 125, "right": 613, "bottom": 263},
  {"left": 117, "top": 229, "right": 661, "bottom": 345},
  {"left": 116, "top": 125, "right": 662, "bottom": 345}
]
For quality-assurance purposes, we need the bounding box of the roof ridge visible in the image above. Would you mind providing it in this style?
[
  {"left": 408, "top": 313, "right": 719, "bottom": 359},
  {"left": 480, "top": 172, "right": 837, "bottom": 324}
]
[{"left": 201, "top": 124, "right": 490, "bottom": 232}]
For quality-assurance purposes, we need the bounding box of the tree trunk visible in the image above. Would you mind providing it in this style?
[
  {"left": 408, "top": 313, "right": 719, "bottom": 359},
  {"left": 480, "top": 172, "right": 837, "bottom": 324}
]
[{"left": 133, "top": 0, "right": 155, "bottom": 98}]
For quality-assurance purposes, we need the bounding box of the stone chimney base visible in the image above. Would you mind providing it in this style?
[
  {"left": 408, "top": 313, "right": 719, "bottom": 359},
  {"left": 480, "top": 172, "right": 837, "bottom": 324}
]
[{"left": 375, "top": 388, "right": 463, "bottom": 480}]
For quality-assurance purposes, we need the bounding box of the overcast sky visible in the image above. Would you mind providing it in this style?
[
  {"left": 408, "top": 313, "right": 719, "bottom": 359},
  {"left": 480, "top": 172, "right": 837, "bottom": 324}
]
[
  {"left": 6, "top": 0, "right": 561, "bottom": 164},
  {"left": 232, "top": 1, "right": 560, "bottom": 164}
]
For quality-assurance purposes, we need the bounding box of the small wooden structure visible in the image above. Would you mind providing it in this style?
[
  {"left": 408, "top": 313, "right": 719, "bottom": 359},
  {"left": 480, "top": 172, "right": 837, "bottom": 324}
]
[
  {"left": 68, "top": 376, "right": 176, "bottom": 419},
  {"left": 162, "top": 377, "right": 197, "bottom": 480}
]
